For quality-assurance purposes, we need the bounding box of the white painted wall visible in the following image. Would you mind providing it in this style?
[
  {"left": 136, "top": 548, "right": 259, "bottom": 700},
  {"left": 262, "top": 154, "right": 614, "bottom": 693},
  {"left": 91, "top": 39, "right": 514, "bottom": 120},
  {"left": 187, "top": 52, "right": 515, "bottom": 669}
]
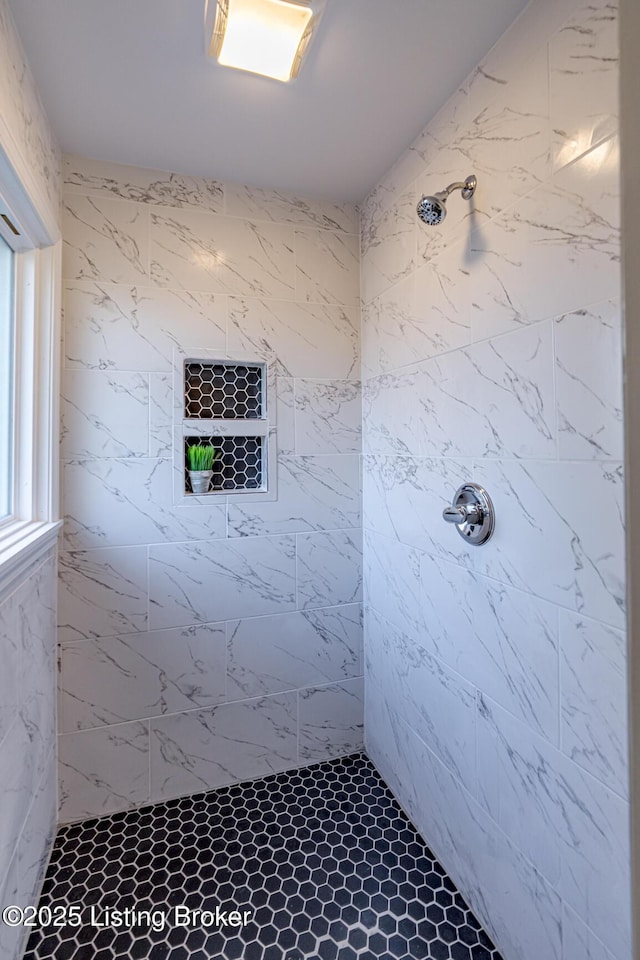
[{"left": 360, "top": 0, "right": 628, "bottom": 958}]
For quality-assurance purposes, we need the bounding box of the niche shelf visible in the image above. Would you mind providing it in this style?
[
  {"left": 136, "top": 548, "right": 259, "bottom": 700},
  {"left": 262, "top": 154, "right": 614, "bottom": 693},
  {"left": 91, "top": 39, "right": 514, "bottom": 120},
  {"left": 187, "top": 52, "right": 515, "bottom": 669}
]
[
  {"left": 177, "top": 355, "right": 274, "bottom": 500},
  {"left": 184, "top": 435, "right": 264, "bottom": 494}
]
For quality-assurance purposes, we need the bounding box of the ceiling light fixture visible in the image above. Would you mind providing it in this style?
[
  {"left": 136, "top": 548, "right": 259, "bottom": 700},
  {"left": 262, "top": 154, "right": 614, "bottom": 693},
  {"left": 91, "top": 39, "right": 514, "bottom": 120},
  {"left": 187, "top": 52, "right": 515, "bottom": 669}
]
[{"left": 205, "top": 0, "right": 324, "bottom": 83}]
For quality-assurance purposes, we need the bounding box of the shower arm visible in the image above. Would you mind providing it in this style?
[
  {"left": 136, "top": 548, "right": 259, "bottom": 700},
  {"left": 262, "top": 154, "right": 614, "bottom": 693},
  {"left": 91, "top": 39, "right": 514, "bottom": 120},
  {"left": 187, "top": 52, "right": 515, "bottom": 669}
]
[{"left": 436, "top": 176, "right": 477, "bottom": 202}]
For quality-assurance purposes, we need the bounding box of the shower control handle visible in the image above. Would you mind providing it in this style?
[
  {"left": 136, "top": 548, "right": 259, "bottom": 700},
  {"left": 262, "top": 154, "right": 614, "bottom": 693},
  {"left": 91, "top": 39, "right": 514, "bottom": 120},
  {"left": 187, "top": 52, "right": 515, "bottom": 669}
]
[
  {"left": 442, "top": 483, "right": 495, "bottom": 546},
  {"left": 442, "top": 503, "right": 481, "bottom": 525}
]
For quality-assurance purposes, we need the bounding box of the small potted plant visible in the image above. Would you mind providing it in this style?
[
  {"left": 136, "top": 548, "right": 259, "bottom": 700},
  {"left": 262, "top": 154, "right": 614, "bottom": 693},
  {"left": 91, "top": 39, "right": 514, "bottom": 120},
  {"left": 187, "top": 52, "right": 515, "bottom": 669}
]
[{"left": 187, "top": 444, "right": 220, "bottom": 495}]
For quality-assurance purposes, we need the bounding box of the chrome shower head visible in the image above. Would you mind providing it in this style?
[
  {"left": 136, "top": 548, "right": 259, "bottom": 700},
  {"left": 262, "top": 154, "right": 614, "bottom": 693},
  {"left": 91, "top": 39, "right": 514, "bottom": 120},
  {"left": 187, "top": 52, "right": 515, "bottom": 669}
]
[
  {"left": 416, "top": 174, "right": 477, "bottom": 226},
  {"left": 416, "top": 194, "right": 448, "bottom": 226}
]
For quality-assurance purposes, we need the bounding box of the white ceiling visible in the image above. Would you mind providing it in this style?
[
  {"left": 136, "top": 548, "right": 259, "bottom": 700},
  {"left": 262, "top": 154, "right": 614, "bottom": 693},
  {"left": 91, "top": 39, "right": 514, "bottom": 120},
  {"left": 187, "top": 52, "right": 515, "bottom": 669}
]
[{"left": 9, "top": 0, "right": 529, "bottom": 202}]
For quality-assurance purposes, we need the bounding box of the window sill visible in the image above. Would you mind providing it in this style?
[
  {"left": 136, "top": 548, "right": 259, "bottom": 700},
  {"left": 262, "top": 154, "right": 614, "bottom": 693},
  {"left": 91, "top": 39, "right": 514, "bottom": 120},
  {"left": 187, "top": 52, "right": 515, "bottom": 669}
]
[{"left": 0, "top": 519, "right": 62, "bottom": 603}]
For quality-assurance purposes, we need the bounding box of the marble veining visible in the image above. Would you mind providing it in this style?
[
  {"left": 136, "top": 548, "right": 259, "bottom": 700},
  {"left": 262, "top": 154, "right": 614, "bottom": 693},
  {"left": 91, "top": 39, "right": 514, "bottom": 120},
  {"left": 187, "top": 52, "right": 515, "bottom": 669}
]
[
  {"left": 58, "top": 722, "right": 150, "bottom": 822},
  {"left": 228, "top": 297, "right": 359, "bottom": 379},
  {"left": 296, "top": 530, "right": 363, "bottom": 610},
  {"left": 0, "top": 0, "right": 61, "bottom": 220},
  {"left": 150, "top": 693, "right": 298, "bottom": 801},
  {"left": 149, "top": 209, "right": 295, "bottom": 298},
  {"left": 224, "top": 182, "right": 357, "bottom": 233},
  {"left": 227, "top": 604, "right": 362, "bottom": 700},
  {"left": 62, "top": 458, "right": 227, "bottom": 549},
  {"left": 59, "top": 624, "right": 227, "bottom": 731},
  {"left": 148, "top": 536, "right": 297, "bottom": 629},
  {"left": 477, "top": 695, "right": 630, "bottom": 958},
  {"left": 550, "top": 1, "right": 618, "bottom": 170},
  {"left": 58, "top": 152, "right": 363, "bottom": 819},
  {"left": 227, "top": 455, "right": 361, "bottom": 537},
  {"left": 294, "top": 380, "right": 362, "bottom": 455},
  {"left": 63, "top": 196, "right": 149, "bottom": 284},
  {"left": 559, "top": 609, "right": 628, "bottom": 797},
  {"left": 295, "top": 228, "right": 360, "bottom": 306},
  {"left": 298, "top": 678, "right": 364, "bottom": 761},
  {"left": 64, "top": 282, "right": 227, "bottom": 372},
  {"left": 64, "top": 154, "right": 225, "bottom": 212},
  {"left": 554, "top": 299, "right": 623, "bottom": 459},
  {"left": 361, "top": 1, "right": 627, "bottom": 957},
  {"left": 61, "top": 370, "right": 149, "bottom": 460}
]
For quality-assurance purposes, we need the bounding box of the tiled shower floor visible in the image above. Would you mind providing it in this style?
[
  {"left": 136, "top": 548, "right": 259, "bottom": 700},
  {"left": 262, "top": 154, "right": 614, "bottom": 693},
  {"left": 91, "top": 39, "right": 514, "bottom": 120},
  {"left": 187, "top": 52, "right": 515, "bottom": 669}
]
[{"left": 25, "top": 754, "right": 502, "bottom": 960}]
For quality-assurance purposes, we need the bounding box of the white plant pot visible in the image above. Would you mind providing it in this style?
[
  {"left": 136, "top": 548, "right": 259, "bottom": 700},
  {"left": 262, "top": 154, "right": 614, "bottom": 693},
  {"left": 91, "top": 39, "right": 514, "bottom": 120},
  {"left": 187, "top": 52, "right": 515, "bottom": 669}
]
[{"left": 189, "top": 470, "right": 213, "bottom": 495}]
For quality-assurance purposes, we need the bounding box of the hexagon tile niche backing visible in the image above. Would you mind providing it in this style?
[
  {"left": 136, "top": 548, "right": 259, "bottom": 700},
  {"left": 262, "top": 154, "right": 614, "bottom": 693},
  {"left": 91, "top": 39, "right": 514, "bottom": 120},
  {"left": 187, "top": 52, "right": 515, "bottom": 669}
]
[
  {"left": 185, "top": 363, "right": 263, "bottom": 420},
  {"left": 25, "top": 755, "right": 503, "bottom": 960}
]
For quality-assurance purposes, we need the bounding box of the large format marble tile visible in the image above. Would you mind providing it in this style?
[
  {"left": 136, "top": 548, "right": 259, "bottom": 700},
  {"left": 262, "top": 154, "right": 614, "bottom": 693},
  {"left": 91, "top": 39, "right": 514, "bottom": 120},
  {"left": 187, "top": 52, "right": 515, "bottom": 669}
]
[
  {"left": 464, "top": 321, "right": 556, "bottom": 459},
  {"left": 366, "top": 608, "right": 477, "bottom": 795},
  {"left": 276, "top": 378, "right": 295, "bottom": 456},
  {"left": 473, "top": 459, "right": 625, "bottom": 629},
  {"left": 363, "top": 455, "right": 475, "bottom": 567},
  {"left": 362, "top": 366, "right": 424, "bottom": 457},
  {"left": 477, "top": 696, "right": 630, "bottom": 959},
  {"left": 61, "top": 370, "right": 149, "bottom": 459},
  {"left": 0, "top": 852, "right": 19, "bottom": 960},
  {"left": 560, "top": 609, "right": 628, "bottom": 797},
  {"left": 363, "top": 530, "right": 423, "bottom": 638},
  {"left": 59, "top": 624, "right": 227, "bottom": 731},
  {"left": 554, "top": 299, "right": 623, "bottom": 460},
  {"left": 0, "top": 715, "right": 37, "bottom": 882},
  {"left": 225, "top": 183, "right": 357, "bottom": 233},
  {"left": 64, "top": 282, "right": 227, "bottom": 372},
  {"left": 419, "top": 554, "right": 559, "bottom": 743},
  {"left": 295, "top": 229, "right": 359, "bottom": 306},
  {"left": 366, "top": 325, "right": 556, "bottom": 460},
  {"left": 64, "top": 155, "right": 225, "bottom": 212},
  {"left": 62, "top": 195, "right": 149, "bottom": 284},
  {"left": 415, "top": 45, "right": 550, "bottom": 248},
  {"left": 149, "top": 373, "right": 173, "bottom": 458},
  {"left": 17, "top": 746, "right": 56, "bottom": 907},
  {"left": 0, "top": 586, "right": 20, "bottom": 744},
  {"left": 58, "top": 721, "right": 150, "bottom": 822},
  {"left": 360, "top": 188, "right": 415, "bottom": 305},
  {"left": 58, "top": 546, "right": 148, "bottom": 642},
  {"left": 63, "top": 458, "right": 226, "bottom": 549},
  {"left": 148, "top": 535, "right": 296, "bottom": 629},
  {"left": 298, "top": 678, "right": 364, "bottom": 762},
  {"left": 296, "top": 530, "right": 363, "bottom": 610},
  {"left": 561, "top": 904, "right": 617, "bottom": 960},
  {"left": 227, "top": 604, "right": 362, "bottom": 700},
  {"left": 228, "top": 298, "right": 359, "bottom": 379},
  {"left": 227, "top": 455, "right": 360, "bottom": 537},
  {"left": 150, "top": 208, "right": 295, "bottom": 298},
  {"left": 294, "top": 380, "right": 362, "bottom": 455},
  {"left": 465, "top": 137, "right": 620, "bottom": 341},
  {"left": 365, "top": 685, "right": 563, "bottom": 960},
  {"left": 150, "top": 693, "right": 298, "bottom": 801},
  {"left": 15, "top": 558, "right": 57, "bottom": 771},
  {"left": 550, "top": 0, "right": 618, "bottom": 171}
]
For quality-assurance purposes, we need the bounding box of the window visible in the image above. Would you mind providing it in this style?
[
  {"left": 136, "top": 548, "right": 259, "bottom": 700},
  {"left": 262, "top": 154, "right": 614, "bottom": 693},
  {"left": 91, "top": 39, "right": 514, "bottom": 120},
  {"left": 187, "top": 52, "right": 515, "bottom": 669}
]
[
  {"left": 0, "top": 234, "right": 13, "bottom": 522},
  {"left": 0, "top": 184, "right": 61, "bottom": 571}
]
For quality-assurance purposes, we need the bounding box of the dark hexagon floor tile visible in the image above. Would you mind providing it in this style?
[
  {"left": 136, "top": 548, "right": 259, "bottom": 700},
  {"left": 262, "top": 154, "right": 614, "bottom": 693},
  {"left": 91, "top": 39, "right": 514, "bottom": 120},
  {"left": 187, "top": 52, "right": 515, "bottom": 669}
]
[{"left": 24, "top": 754, "right": 502, "bottom": 960}]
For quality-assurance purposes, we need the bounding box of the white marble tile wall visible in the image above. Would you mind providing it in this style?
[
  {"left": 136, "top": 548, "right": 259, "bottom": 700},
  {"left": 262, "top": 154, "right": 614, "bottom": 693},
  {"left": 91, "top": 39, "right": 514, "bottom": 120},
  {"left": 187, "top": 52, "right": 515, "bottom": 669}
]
[
  {"left": 360, "top": 0, "right": 629, "bottom": 958},
  {"left": 0, "top": 553, "right": 58, "bottom": 960},
  {"left": 0, "top": 0, "right": 61, "bottom": 226},
  {"left": 0, "top": 7, "right": 60, "bottom": 958},
  {"left": 59, "top": 155, "right": 363, "bottom": 821}
]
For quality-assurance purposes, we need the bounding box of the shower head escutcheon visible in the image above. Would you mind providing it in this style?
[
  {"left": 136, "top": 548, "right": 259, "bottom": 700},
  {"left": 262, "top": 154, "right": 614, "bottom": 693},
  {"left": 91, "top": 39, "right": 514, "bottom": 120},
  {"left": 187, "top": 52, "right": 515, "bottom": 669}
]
[{"left": 416, "top": 174, "right": 477, "bottom": 226}]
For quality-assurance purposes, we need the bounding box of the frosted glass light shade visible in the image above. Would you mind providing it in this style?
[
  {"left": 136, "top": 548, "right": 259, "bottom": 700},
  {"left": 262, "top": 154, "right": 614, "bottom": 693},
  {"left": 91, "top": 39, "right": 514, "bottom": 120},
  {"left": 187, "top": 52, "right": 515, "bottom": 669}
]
[{"left": 207, "top": 0, "right": 320, "bottom": 83}]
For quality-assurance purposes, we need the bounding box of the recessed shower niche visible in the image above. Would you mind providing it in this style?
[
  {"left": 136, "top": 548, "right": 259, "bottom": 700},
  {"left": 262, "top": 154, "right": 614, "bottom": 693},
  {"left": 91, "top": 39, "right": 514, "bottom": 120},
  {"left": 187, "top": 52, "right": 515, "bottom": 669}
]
[{"left": 175, "top": 354, "right": 276, "bottom": 501}]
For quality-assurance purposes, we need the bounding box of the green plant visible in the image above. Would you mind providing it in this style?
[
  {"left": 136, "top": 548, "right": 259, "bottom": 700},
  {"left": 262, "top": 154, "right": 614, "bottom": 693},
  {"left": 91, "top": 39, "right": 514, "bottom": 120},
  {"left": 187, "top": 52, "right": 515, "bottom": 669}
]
[{"left": 187, "top": 444, "right": 219, "bottom": 472}]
